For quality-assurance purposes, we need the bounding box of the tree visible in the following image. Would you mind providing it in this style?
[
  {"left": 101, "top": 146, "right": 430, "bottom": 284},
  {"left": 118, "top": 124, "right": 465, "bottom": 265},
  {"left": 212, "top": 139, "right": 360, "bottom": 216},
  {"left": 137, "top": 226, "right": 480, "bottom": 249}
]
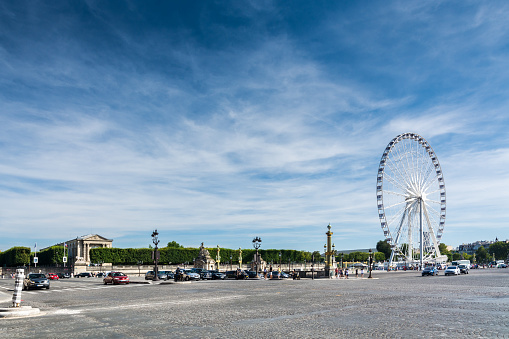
[
  {"left": 311, "top": 251, "right": 321, "bottom": 262},
  {"left": 167, "top": 241, "right": 184, "bottom": 249},
  {"left": 438, "top": 243, "right": 450, "bottom": 256},
  {"left": 488, "top": 241, "right": 508, "bottom": 261},
  {"left": 376, "top": 240, "right": 392, "bottom": 259},
  {"left": 374, "top": 252, "right": 385, "bottom": 262},
  {"left": 476, "top": 246, "right": 488, "bottom": 263}
]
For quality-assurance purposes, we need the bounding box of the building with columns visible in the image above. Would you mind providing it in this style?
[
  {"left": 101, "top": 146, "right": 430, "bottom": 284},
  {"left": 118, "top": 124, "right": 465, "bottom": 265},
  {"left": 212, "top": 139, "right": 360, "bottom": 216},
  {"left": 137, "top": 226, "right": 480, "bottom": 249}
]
[{"left": 57, "top": 234, "right": 113, "bottom": 266}]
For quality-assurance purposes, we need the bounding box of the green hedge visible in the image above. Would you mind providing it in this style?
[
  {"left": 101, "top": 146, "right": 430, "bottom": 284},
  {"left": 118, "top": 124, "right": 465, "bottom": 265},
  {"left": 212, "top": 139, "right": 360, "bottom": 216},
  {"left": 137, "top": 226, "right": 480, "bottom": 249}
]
[
  {"left": 37, "top": 246, "right": 66, "bottom": 265},
  {"left": 0, "top": 246, "right": 31, "bottom": 267},
  {"left": 89, "top": 247, "right": 313, "bottom": 265}
]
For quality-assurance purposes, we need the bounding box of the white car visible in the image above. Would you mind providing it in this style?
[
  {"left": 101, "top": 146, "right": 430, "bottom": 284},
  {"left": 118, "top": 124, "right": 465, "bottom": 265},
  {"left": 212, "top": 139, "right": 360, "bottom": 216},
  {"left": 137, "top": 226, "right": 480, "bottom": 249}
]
[{"left": 444, "top": 266, "right": 460, "bottom": 276}]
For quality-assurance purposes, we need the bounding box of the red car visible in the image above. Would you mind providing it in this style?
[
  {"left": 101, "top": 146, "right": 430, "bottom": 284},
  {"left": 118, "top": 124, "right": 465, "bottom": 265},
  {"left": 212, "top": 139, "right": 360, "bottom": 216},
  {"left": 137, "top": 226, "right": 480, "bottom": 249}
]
[
  {"left": 47, "top": 273, "right": 59, "bottom": 280},
  {"left": 103, "top": 272, "right": 129, "bottom": 285}
]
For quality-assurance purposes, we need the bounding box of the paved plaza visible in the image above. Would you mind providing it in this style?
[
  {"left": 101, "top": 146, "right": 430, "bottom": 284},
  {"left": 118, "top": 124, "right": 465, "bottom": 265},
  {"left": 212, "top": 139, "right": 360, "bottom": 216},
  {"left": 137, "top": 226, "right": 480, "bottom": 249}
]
[{"left": 0, "top": 269, "right": 507, "bottom": 338}]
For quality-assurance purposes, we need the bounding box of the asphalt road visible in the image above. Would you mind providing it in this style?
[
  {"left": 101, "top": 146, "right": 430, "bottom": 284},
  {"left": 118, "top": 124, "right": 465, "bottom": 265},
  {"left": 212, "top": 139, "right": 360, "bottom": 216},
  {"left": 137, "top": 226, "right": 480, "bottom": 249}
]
[{"left": 0, "top": 269, "right": 508, "bottom": 338}]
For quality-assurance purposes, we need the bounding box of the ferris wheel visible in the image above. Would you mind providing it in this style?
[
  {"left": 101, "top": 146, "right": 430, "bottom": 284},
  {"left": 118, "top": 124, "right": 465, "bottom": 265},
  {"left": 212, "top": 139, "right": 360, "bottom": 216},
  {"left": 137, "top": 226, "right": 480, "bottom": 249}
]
[{"left": 376, "top": 133, "right": 446, "bottom": 267}]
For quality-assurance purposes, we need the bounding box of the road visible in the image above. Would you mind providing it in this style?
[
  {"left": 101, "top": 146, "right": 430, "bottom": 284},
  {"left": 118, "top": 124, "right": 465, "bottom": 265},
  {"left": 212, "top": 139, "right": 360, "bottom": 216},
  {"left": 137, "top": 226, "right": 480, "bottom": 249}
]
[{"left": 0, "top": 269, "right": 508, "bottom": 338}]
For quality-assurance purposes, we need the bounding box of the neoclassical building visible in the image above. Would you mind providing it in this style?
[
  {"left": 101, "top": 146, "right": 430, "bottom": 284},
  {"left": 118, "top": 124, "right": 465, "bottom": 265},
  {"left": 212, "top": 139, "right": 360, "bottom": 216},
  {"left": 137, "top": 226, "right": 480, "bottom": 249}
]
[{"left": 57, "top": 234, "right": 113, "bottom": 265}]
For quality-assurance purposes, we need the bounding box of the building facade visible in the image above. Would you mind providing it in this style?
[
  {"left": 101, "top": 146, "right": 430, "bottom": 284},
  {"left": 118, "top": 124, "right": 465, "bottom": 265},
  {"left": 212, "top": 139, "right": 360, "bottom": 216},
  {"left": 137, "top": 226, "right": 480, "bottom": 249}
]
[{"left": 57, "top": 234, "right": 113, "bottom": 266}]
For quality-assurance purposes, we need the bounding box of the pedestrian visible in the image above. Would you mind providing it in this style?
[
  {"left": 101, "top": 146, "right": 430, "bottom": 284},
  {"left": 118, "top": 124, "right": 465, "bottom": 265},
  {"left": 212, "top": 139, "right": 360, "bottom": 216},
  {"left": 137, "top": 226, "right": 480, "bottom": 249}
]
[
  {"left": 355, "top": 269, "right": 358, "bottom": 278},
  {"left": 345, "top": 268, "right": 349, "bottom": 279},
  {"left": 360, "top": 268, "right": 364, "bottom": 278},
  {"left": 335, "top": 267, "right": 338, "bottom": 279},
  {"left": 263, "top": 267, "right": 267, "bottom": 280}
]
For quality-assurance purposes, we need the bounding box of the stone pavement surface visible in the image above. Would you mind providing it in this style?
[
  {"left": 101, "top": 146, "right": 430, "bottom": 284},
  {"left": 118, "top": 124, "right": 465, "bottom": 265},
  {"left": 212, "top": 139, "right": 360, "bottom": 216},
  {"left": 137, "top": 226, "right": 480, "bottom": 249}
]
[{"left": 0, "top": 269, "right": 507, "bottom": 338}]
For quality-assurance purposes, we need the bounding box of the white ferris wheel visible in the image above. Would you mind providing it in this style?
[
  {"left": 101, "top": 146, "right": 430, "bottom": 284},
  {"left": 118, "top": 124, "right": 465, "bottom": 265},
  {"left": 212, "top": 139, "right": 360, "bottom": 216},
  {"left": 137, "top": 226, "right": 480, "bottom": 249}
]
[{"left": 376, "top": 133, "right": 446, "bottom": 267}]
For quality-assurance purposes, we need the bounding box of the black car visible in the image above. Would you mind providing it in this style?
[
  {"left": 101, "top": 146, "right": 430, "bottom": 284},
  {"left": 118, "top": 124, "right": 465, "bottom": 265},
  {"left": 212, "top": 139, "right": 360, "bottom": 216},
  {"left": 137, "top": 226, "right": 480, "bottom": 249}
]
[
  {"left": 210, "top": 270, "right": 226, "bottom": 280},
  {"left": 75, "top": 272, "right": 93, "bottom": 278},
  {"left": 244, "top": 271, "right": 258, "bottom": 279},
  {"left": 225, "top": 270, "right": 248, "bottom": 279},
  {"left": 458, "top": 264, "right": 469, "bottom": 274},
  {"left": 24, "top": 273, "right": 50, "bottom": 290},
  {"left": 57, "top": 272, "right": 70, "bottom": 279}
]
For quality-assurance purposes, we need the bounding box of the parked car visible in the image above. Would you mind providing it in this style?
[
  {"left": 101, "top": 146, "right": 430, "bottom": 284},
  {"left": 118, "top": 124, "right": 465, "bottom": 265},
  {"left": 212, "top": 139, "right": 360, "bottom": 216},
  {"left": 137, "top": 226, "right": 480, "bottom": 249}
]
[
  {"left": 145, "top": 270, "right": 168, "bottom": 280},
  {"left": 174, "top": 269, "right": 190, "bottom": 282},
  {"left": 103, "top": 272, "right": 130, "bottom": 285},
  {"left": 95, "top": 272, "right": 106, "bottom": 278},
  {"left": 24, "top": 273, "right": 50, "bottom": 290},
  {"left": 210, "top": 271, "right": 226, "bottom": 280},
  {"left": 47, "top": 273, "right": 59, "bottom": 280},
  {"left": 269, "top": 271, "right": 289, "bottom": 279},
  {"left": 444, "top": 266, "right": 460, "bottom": 276},
  {"left": 458, "top": 264, "right": 469, "bottom": 274},
  {"left": 161, "top": 271, "right": 175, "bottom": 279},
  {"left": 183, "top": 269, "right": 200, "bottom": 281},
  {"left": 225, "top": 270, "right": 248, "bottom": 279},
  {"left": 422, "top": 267, "right": 438, "bottom": 276},
  {"left": 57, "top": 273, "right": 70, "bottom": 279},
  {"left": 75, "top": 272, "right": 93, "bottom": 278},
  {"left": 191, "top": 268, "right": 212, "bottom": 280},
  {"left": 244, "top": 271, "right": 258, "bottom": 279}
]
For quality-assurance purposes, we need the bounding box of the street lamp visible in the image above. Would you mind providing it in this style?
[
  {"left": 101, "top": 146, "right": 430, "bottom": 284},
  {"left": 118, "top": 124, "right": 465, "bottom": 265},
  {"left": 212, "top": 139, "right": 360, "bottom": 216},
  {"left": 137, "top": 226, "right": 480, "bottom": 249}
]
[
  {"left": 279, "top": 251, "right": 282, "bottom": 272},
  {"left": 368, "top": 249, "right": 373, "bottom": 279},
  {"left": 252, "top": 237, "right": 262, "bottom": 273},
  {"left": 341, "top": 253, "right": 344, "bottom": 269},
  {"left": 312, "top": 253, "right": 315, "bottom": 280},
  {"left": 151, "top": 230, "right": 160, "bottom": 281},
  {"left": 216, "top": 245, "right": 221, "bottom": 271},
  {"left": 238, "top": 248, "right": 242, "bottom": 269},
  {"left": 230, "top": 254, "right": 233, "bottom": 270}
]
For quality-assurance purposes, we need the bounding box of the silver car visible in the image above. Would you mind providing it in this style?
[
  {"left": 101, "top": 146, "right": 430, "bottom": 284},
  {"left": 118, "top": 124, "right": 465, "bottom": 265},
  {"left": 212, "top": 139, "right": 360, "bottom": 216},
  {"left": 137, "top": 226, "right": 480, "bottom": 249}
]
[{"left": 444, "top": 266, "right": 460, "bottom": 276}]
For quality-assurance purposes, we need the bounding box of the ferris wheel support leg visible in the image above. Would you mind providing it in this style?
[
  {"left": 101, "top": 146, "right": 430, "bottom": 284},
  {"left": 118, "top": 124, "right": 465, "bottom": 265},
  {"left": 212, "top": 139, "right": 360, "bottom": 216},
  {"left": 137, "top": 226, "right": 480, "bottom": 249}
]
[
  {"left": 419, "top": 199, "right": 424, "bottom": 270},
  {"left": 388, "top": 250, "right": 395, "bottom": 270}
]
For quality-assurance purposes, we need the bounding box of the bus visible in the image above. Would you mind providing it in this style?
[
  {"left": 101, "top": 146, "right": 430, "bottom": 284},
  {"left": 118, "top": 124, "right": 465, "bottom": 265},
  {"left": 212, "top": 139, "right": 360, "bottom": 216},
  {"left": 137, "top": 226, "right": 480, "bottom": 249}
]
[{"left": 452, "top": 260, "right": 470, "bottom": 267}]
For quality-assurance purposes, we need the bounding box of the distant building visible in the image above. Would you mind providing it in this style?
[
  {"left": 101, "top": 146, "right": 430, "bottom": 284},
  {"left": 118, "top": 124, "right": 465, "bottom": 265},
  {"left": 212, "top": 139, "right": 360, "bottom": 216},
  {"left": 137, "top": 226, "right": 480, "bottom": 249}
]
[
  {"left": 56, "top": 234, "right": 113, "bottom": 265},
  {"left": 457, "top": 240, "right": 496, "bottom": 255}
]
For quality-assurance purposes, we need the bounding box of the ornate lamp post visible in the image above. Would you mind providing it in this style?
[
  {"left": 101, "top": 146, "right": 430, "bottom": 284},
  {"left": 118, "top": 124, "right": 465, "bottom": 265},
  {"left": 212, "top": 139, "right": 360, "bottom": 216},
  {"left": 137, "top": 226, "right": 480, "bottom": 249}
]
[
  {"left": 311, "top": 253, "right": 315, "bottom": 280},
  {"left": 324, "top": 224, "right": 334, "bottom": 277},
  {"left": 341, "top": 253, "right": 344, "bottom": 269},
  {"left": 252, "top": 237, "right": 262, "bottom": 273},
  {"left": 279, "top": 251, "right": 282, "bottom": 271},
  {"left": 216, "top": 245, "right": 221, "bottom": 271},
  {"left": 230, "top": 254, "right": 233, "bottom": 270},
  {"left": 151, "top": 230, "right": 160, "bottom": 281},
  {"left": 368, "top": 249, "right": 373, "bottom": 279},
  {"left": 238, "top": 248, "right": 242, "bottom": 269}
]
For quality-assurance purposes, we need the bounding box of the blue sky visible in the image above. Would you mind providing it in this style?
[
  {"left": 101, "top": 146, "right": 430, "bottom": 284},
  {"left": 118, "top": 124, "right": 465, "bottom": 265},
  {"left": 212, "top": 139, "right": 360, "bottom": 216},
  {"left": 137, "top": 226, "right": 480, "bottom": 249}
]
[{"left": 1, "top": 1, "right": 508, "bottom": 253}]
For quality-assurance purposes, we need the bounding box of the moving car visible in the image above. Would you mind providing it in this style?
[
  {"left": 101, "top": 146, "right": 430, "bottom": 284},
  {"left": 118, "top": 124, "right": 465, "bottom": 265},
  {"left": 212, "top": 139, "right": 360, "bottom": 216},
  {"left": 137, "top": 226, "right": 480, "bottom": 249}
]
[
  {"left": 24, "top": 273, "right": 50, "bottom": 290},
  {"left": 75, "top": 272, "right": 93, "bottom": 278},
  {"left": 458, "top": 264, "right": 469, "bottom": 274},
  {"left": 47, "top": 273, "right": 59, "bottom": 280},
  {"left": 103, "top": 272, "right": 130, "bottom": 285},
  {"left": 422, "top": 267, "right": 438, "bottom": 276},
  {"left": 57, "top": 273, "right": 70, "bottom": 279},
  {"left": 444, "top": 266, "right": 460, "bottom": 276}
]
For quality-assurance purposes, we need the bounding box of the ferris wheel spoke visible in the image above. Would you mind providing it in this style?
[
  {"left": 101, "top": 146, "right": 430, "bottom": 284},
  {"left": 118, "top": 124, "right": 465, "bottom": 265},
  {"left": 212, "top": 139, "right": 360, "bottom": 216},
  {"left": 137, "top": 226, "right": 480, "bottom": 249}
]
[
  {"left": 385, "top": 157, "right": 412, "bottom": 188},
  {"left": 383, "top": 190, "right": 407, "bottom": 198},
  {"left": 382, "top": 200, "right": 408, "bottom": 210},
  {"left": 424, "top": 198, "right": 441, "bottom": 205},
  {"left": 383, "top": 173, "right": 409, "bottom": 193}
]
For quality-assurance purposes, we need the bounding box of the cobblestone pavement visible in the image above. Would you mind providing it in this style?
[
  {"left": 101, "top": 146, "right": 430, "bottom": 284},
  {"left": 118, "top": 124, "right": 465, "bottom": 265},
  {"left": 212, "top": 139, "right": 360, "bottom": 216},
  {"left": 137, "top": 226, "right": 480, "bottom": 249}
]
[{"left": 0, "top": 269, "right": 508, "bottom": 338}]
